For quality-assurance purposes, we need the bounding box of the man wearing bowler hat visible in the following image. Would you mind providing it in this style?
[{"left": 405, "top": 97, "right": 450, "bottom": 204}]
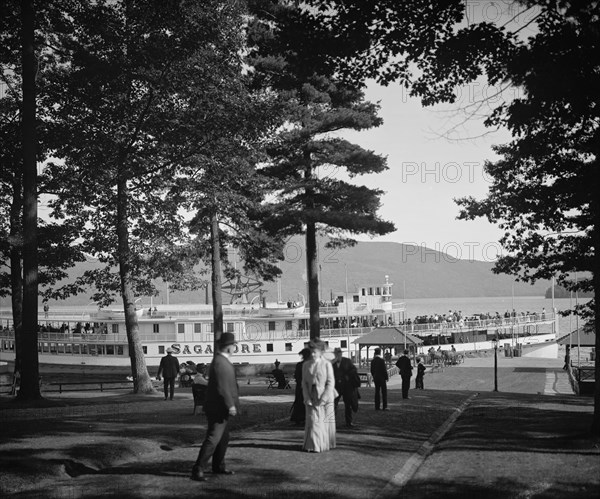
[
  {"left": 156, "top": 347, "right": 180, "bottom": 400},
  {"left": 191, "top": 332, "right": 239, "bottom": 482},
  {"left": 333, "top": 347, "right": 359, "bottom": 428}
]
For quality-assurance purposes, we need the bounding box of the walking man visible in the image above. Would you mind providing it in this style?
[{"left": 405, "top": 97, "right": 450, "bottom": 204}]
[
  {"left": 156, "top": 347, "right": 180, "bottom": 400},
  {"left": 370, "top": 348, "right": 389, "bottom": 410},
  {"left": 333, "top": 347, "right": 359, "bottom": 428},
  {"left": 395, "top": 350, "right": 413, "bottom": 399},
  {"left": 191, "top": 332, "right": 239, "bottom": 481}
]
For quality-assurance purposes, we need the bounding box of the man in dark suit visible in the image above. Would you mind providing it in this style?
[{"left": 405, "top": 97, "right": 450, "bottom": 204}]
[
  {"left": 370, "top": 348, "right": 389, "bottom": 410},
  {"left": 156, "top": 348, "right": 180, "bottom": 400},
  {"left": 333, "top": 347, "right": 359, "bottom": 428},
  {"left": 191, "top": 333, "right": 239, "bottom": 482},
  {"left": 395, "top": 350, "right": 413, "bottom": 399}
]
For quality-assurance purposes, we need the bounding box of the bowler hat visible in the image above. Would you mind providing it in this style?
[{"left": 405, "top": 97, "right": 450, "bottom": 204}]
[
  {"left": 166, "top": 347, "right": 175, "bottom": 354},
  {"left": 333, "top": 347, "right": 342, "bottom": 354},
  {"left": 218, "top": 332, "right": 236, "bottom": 346}
]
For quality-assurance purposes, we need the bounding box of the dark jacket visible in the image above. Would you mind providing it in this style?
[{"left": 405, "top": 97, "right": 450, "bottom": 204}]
[
  {"left": 204, "top": 353, "right": 239, "bottom": 420},
  {"left": 396, "top": 355, "right": 413, "bottom": 377},
  {"left": 333, "top": 357, "right": 358, "bottom": 395},
  {"left": 157, "top": 354, "right": 180, "bottom": 379},
  {"left": 370, "top": 356, "right": 388, "bottom": 383}
]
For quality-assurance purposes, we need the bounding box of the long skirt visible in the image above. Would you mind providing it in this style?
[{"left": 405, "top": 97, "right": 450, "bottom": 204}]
[
  {"left": 303, "top": 401, "right": 336, "bottom": 452},
  {"left": 290, "top": 387, "right": 305, "bottom": 424}
]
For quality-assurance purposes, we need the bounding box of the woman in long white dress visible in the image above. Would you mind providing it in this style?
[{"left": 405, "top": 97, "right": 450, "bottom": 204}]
[{"left": 302, "top": 340, "right": 336, "bottom": 452}]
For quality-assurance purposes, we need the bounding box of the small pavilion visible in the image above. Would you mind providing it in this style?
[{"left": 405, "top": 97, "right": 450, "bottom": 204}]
[
  {"left": 556, "top": 327, "right": 596, "bottom": 348},
  {"left": 353, "top": 326, "right": 423, "bottom": 366},
  {"left": 557, "top": 327, "right": 596, "bottom": 394}
]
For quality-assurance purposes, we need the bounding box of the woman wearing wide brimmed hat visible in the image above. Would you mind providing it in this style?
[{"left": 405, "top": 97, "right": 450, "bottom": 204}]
[{"left": 301, "top": 340, "right": 336, "bottom": 452}]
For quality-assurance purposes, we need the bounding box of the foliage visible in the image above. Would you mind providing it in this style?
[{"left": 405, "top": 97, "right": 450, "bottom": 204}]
[
  {"left": 40, "top": 0, "right": 248, "bottom": 306},
  {"left": 0, "top": 2, "right": 86, "bottom": 303},
  {"left": 172, "top": 70, "right": 287, "bottom": 288},
  {"left": 445, "top": 2, "right": 599, "bottom": 434},
  {"left": 453, "top": 3, "right": 599, "bottom": 320},
  {"left": 247, "top": 2, "right": 396, "bottom": 250}
]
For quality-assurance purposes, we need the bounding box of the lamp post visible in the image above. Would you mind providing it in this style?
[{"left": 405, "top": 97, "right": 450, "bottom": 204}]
[{"left": 492, "top": 337, "right": 498, "bottom": 392}]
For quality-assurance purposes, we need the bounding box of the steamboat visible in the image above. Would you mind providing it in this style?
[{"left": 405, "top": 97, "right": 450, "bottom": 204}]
[
  {"left": 0, "top": 276, "right": 405, "bottom": 369},
  {"left": 0, "top": 274, "right": 560, "bottom": 370}
]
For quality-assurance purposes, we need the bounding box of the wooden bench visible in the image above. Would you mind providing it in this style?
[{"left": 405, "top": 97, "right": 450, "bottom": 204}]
[
  {"left": 357, "top": 371, "right": 372, "bottom": 387},
  {"left": 266, "top": 374, "right": 291, "bottom": 389}
]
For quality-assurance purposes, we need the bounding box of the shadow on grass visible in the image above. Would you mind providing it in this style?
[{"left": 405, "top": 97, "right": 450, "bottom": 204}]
[
  {"left": 399, "top": 477, "right": 600, "bottom": 499},
  {"left": 438, "top": 392, "right": 598, "bottom": 453}
]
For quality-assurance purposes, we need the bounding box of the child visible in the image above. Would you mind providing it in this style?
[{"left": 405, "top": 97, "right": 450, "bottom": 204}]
[{"left": 415, "top": 357, "right": 425, "bottom": 389}]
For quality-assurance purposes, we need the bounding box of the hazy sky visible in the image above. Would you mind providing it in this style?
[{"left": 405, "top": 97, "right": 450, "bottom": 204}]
[
  {"left": 337, "top": 0, "right": 542, "bottom": 263},
  {"left": 341, "top": 80, "right": 512, "bottom": 263}
]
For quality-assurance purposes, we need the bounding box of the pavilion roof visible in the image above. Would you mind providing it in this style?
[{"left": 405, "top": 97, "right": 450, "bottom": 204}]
[{"left": 556, "top": 328, "right": 596, "bottom": 347}]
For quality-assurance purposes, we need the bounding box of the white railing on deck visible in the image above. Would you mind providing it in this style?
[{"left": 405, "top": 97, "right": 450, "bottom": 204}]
[
  {"left": 398, "top": 313, "right": 557, "bottom": 335},
  {"left": 0, "top": 313, "right": 557, "bottom": 344}
]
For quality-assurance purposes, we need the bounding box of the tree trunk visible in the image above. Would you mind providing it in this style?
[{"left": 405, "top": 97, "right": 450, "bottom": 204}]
[
  {"left": 303, "top": 151, "right": 320, "bottom": 341},
  {"left": 592, "top": 267, "right": 600, "bottom": 436},
  {"left": 306, "top": 221, "right": 321, "bottom": 340},
  {"left": 210, "top": 211, "right": 224, "bottom": 352},
  {"left": 17, "top": 0, "right": 41, "bottom": 400},
  {"left": 116, "top": 160, "right": 154, "bottom": 394},
  {"left": 10, "top": 175, "right": 23, "bottom": 378},
  {"left": 591, "top": 189, "right": 600, "bottom": 435}
]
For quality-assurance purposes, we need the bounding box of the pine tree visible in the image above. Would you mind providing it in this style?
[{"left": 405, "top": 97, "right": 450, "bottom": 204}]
[
  {"left": 248, "top": 6, "right": 395, "bottom": 338},
  {"left": 42, "top": 0, "right": 248, "bottom": 393}
]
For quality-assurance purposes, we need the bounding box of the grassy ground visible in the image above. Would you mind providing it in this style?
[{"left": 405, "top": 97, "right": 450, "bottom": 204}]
[{"left": 1, "top": 356, "right": 598, "bottom": 498}]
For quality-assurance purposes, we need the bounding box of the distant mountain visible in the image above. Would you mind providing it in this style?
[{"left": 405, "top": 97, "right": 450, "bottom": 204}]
[
  {"left": 261, "top": 238, "right": 549, "bottom": 302},
  {"left": 31, "top": 237, "right": 550, "bottom": 307}
]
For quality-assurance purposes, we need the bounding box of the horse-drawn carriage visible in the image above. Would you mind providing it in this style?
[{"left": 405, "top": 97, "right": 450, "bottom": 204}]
[{"left": 428, "top": 348, "right": 464, "bottom": 370}]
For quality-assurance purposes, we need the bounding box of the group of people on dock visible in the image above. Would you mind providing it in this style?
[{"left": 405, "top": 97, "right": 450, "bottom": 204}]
[{"left": 402, "top": 307, "right": 549, "bottom": 330}]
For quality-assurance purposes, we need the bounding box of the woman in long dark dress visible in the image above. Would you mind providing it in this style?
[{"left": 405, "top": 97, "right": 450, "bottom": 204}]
[{"left": 290, "top": 348, "right": 310, "bottom": 425}]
